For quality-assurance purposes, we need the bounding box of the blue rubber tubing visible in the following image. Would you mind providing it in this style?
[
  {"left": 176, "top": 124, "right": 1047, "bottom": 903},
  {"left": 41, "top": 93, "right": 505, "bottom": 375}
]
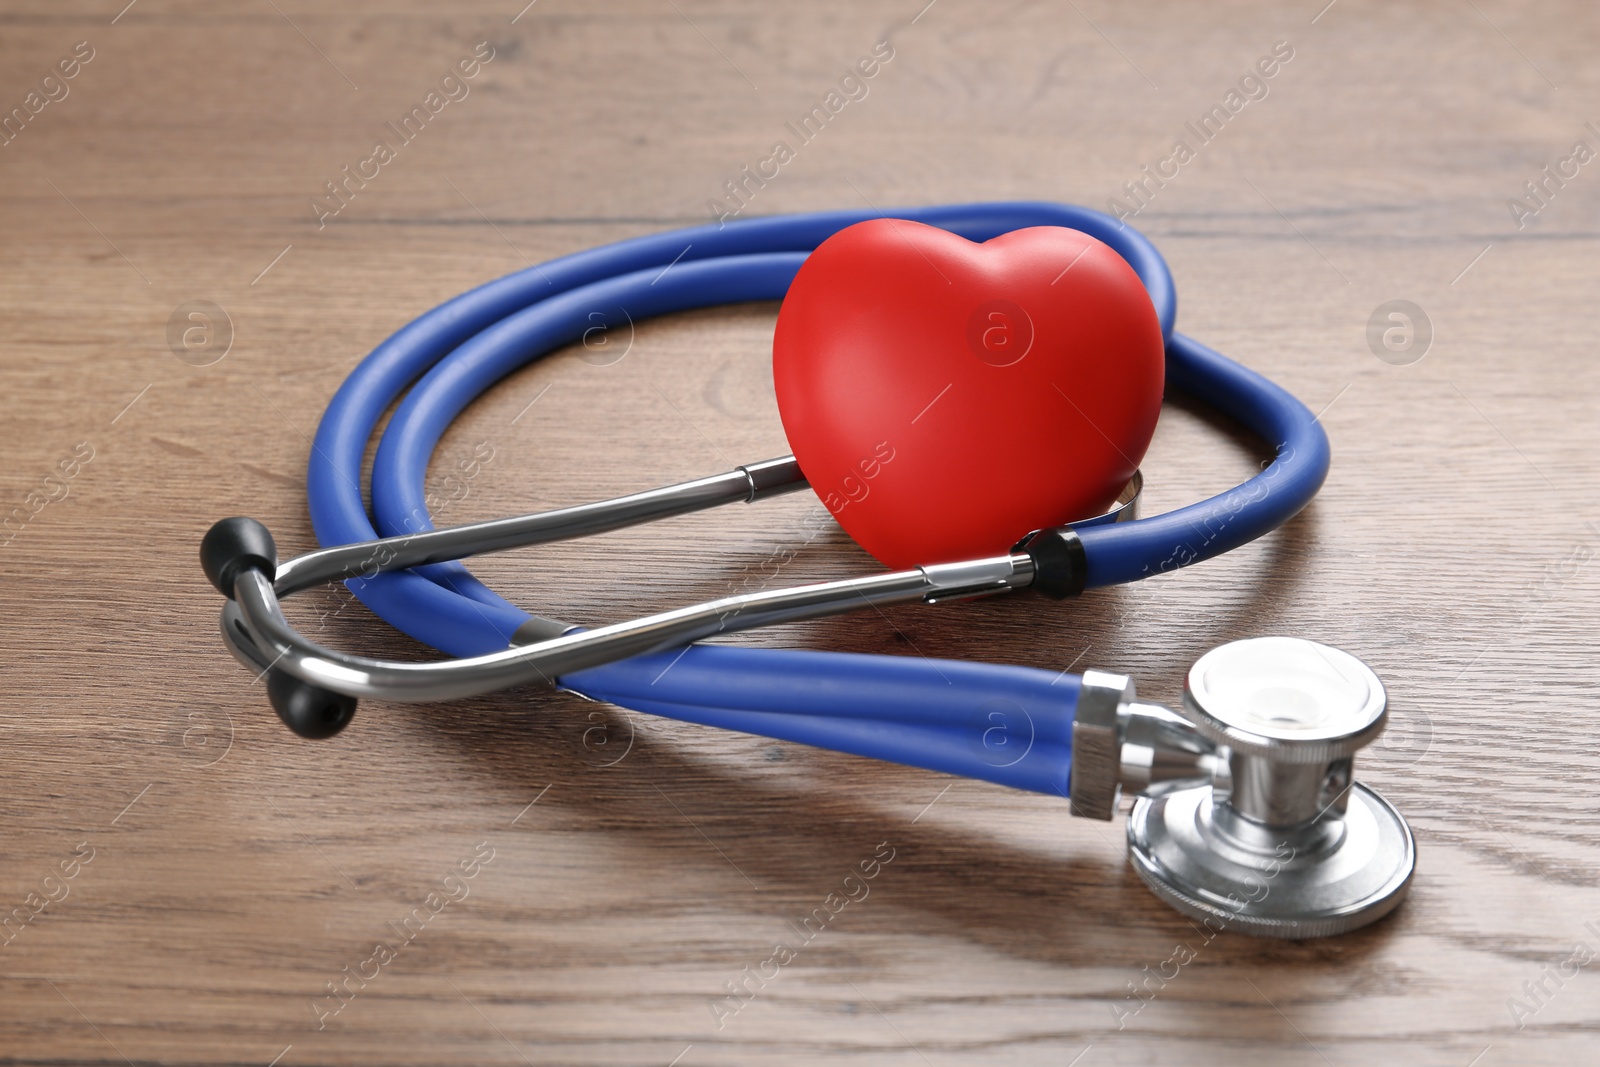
[{"left": 305, "top": 202, "right": 1330, "bottom": 797}]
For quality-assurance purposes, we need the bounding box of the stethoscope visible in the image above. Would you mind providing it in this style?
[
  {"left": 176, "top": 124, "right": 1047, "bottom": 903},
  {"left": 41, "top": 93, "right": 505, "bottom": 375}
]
[{"left": 201, "top": 202, "right": 1414, "bottom": 939}]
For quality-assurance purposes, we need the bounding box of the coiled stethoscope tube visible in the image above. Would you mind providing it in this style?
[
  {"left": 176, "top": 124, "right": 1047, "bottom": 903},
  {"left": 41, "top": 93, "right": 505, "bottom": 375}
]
[
  {"left": 212, "top": 201, "right": 1329, "bottom": 798},
  {"left": 204, "top": 202, "right": 1426, "bottom": 941}
]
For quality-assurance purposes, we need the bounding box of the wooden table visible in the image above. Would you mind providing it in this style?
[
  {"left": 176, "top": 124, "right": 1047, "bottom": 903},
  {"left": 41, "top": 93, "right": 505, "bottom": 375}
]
[{"left": 2, "top": 1, "right": 1596, "bottom": 1063}]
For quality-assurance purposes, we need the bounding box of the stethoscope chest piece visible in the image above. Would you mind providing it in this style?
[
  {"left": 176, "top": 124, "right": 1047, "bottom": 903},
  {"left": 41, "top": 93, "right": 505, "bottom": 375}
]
[{"left": 1123, "top": 638, "right": 1415, "bottom": 938}]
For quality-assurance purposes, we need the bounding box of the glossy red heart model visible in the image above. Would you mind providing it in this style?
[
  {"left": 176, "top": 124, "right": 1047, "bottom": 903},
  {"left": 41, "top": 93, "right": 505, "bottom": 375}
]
[{"left": 773, "top": 219, "right": 1165, "bottom": 569}]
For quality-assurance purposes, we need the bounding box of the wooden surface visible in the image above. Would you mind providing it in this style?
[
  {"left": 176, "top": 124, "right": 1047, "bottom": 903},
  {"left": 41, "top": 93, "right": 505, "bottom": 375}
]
[{"left": 2, "top": 1, "right": 1598, "bottom": 1063}]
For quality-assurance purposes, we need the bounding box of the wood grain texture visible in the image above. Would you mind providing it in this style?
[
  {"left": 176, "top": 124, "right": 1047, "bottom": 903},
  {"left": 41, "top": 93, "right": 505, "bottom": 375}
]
[{"left": 2, "top": 1, "right": 1598, "bottom": 1064}]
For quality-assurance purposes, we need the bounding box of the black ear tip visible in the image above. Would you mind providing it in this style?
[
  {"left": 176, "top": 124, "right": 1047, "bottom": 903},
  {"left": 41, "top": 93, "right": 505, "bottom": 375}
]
[
  {"left": 201, "top": 517, "right": 278, "bottom": 598},
  {"left": 266, "top": 669, "right": 358, "bottom": 739}
]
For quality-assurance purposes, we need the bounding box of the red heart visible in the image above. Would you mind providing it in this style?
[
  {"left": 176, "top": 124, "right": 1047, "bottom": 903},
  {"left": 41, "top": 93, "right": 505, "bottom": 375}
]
[{"left": 773, "top": 219, "right": 1164, "bottom": 569}]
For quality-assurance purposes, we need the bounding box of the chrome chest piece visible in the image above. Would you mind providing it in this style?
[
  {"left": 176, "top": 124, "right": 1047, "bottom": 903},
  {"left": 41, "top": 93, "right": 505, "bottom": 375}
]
[{"left": 1072, "top": 637, "right": 1416, "bottom": 939}]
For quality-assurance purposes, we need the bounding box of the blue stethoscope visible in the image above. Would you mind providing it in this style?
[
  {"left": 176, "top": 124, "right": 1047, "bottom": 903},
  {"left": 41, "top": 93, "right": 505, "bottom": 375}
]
[{"left": 202, "top": 203, "right": 1416, "bottom": 938}]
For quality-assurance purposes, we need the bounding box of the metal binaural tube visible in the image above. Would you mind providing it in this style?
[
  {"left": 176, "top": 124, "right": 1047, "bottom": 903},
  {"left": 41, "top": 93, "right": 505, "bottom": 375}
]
[
  {"left": 227, "top": 553, "right": 1036, "bottom": 702},
  {"left": 213, "top": 457, "right": 1139, "bottom": 707},
  {"left": 273, "top": 458, "right": 808, "bottom": 597}
]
